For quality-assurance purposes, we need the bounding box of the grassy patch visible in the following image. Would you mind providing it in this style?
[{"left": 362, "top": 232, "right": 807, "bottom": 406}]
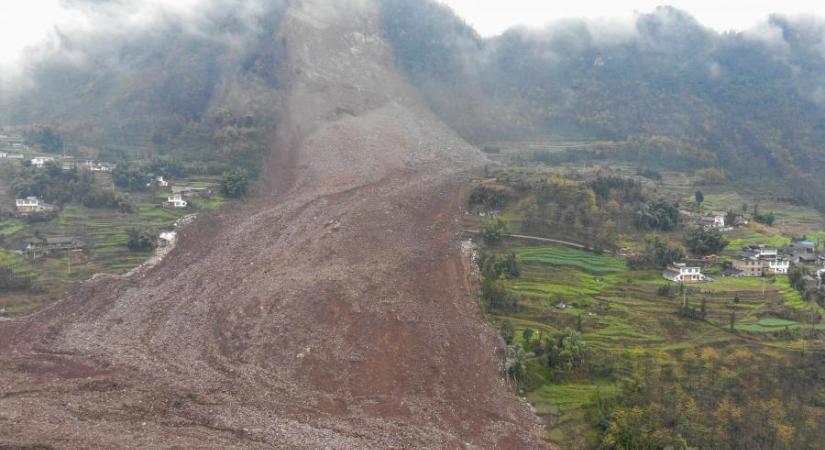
[
  {"left": 515, "top": 246, "right": 626, "bottom": 274},
  {"left": 0, "top": 220, "right": 24, "bottom": 236}
]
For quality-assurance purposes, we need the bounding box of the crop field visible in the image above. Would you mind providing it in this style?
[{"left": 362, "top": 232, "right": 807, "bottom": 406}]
[
  {"left": 486, "top": 241, "right": 825, "bottom": 447},
  {"left": 515, "top": 246, "right": 625, "bottom": 273}
]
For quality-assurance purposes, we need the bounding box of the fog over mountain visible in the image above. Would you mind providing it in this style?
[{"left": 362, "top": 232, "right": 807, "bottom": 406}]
[
  {"left": 381, "top": 1, "right": 825, "bottom": 211},
  {"left": 0, "top": 0, "right": 287, "bottom": 172}
]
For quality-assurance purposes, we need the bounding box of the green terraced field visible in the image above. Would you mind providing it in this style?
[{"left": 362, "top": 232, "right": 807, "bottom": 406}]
[
  {"left": 487, "top": 242, "right": 825, "bottom": 448},
  {"left": 515, "top": 246, "right": 626, "bottom": 274}
]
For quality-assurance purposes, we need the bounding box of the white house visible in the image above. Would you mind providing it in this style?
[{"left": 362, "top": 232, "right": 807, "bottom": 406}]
[
  {"left": 156, "top": 176, "right": 169, "bottom": 188},
  {"left": 0, "top": 152, "right": 7, "bottom": 158},
  {"left": 766, "top": 258, "right": 790, "bottom": 274},
  {"left": 163, "top": 194, "right": 187, "bottom": 208},
  {"left": 697, "top": 211, "right": 727, "bottom": 230},
  {"left": 15, "top": 196, "right": 54, "bottom": 214},
  {"left": 663, "top": 262, "right": 707, "bottom": 283},
  {"left": 16, "top": 197, "right": 41, "bottom": 213},
  {"left": 31, "top": 156, "right": 55, "bottom": 167},
  {"left": 77, "top": 160, "right": 115, "bottom": 172}
]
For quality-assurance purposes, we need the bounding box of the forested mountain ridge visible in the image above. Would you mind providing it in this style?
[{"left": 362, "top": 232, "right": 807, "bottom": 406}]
[{"left": 380, "top": 1, "right": 825, "bottom": 211}]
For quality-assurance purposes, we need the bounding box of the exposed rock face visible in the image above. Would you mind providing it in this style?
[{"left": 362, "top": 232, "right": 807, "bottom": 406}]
[{"left": 0, "top": 1, "right": 548, "bottom": 448}]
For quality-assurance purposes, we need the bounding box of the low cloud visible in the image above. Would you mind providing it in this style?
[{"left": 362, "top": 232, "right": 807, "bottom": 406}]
[{"left": 0, "top": 0, "right": 277, "bottom": 90}]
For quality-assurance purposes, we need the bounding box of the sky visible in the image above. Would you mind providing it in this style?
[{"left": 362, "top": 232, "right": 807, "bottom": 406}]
[
  {"left": 0, "top": 0, "right": 206, "bottom": 68},
  {"left": 1, "top": 0, "right": 824, "bottom": 68},
  {"left": 438, "top": 0, "right": 825, "bottom": 36}
]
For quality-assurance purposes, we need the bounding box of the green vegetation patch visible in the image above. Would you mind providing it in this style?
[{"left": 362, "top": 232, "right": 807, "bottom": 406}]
[{"left": 515, "top": 246, "right": 626, "bottom": 274}]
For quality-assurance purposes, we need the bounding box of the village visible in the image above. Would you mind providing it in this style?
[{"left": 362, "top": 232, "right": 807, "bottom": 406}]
[
  {"left": 0, "top": 129, "right": 228, "bottom": 311},
  {"left": 660, "top": 208, "right": 825, "bottom": 300},
  {"left": 463, "top": 159, "right": 825, "bottom": 447}
]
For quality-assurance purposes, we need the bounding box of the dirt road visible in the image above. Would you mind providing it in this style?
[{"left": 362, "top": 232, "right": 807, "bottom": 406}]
[{"left": 0, "top": 1, "right": 549, "bottom": 448}]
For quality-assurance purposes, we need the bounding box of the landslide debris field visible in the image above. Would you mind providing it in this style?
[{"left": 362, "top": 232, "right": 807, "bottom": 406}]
[{"left": 0, "top": 1, "right": 547, "bottom": 449}]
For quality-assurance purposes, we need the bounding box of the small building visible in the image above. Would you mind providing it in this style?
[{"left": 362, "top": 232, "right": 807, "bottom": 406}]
[
  {"left": 15, "top": 196, "right": 55, "bottom": 215},
  {"left": 663, "top": 262, "right": 707, "bottom": 283},
  {"left": 802, "top": 275, "right": 820, "bottom": 291},
  {"left": 172, "top": 185, "right": 212, "bottom": 199},
  {"left": 782, "top": 241, "right": 820, "bottom": 265},
  {"left": 679, "top": 210, "right": 695, "bottom": 221},
  {"left": 732, "top": 256, "right": 763, "bottom": 277},
  {"left": 0, "top": 151, "right": 7, "bottom": 158},
  {"left": 155, "top": 176, "right": 169, "bottom": 188},
  {"left": 698, "top": 211, "right": 726, "bottom": 229},
  {"left": 162, "top": 194, "right": 187, "bottom": 208},
  {"left": 84, "top": 161, "right": 115, "bottom": 172},
  {"left": 31, "top": 156, "right": 55, "bottom": 167},
  {"left": 732, "top": 246, "right": 789, "bottom": 276},
  {"left": 25, "top": 236, "right": 85, "bottom": 256}
]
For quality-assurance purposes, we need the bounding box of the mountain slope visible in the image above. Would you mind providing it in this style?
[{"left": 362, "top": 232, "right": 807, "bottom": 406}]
[
  {"left": 0, "top": 0, "right": 547, "bottom": 448},
  {"left": 381, "top": 1, "right": 825, "bottom": 212}
]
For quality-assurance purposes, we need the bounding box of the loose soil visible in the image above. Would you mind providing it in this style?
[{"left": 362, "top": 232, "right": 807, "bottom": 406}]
[{"left": 0, "top": 1, "right": 548, "bottom": 448}]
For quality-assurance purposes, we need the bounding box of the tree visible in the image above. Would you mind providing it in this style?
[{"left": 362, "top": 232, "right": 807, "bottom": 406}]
[
  {"left": 725, "top": 209, "right": 738, "bottom": 227},
  {"left": 113, "top": 164, "right": 151, "bottom": 192},
  {"left": 695, "top": 190, "right": 704, "bottom": 208},
  {"left": 500, "top": 319, "right": 515, "bottom": 345},
  {"left": 468, "top": 185, "right": 510, "bottom": 210},
  {"left": 789, "top": 265, "right": 806, "bottom": 293},
  {"left": 753, "top": 211, "right": 776, "bottom": 226},
  {"left": 220, "top": 168, "right": 249, "bottom": 198},
  {"left": 480, "top": 252, "right": 520, "bottom": 279},
  {"left": 25, "top": 125, "right": 64, "bottom": 153},
  {"left": 522, "top": 327, "right": 534, "bottom": 343},
  {"left": 0, "top": 267, "right": 35, "bottom": 292},
  {"left": 595, "top": 219, "right": 617, "bottom": 253},
  {"left": 636, "top": 199, "right": 680, "bottom": 231},
  {"left": 480, "top": 217, "right": 508, "bottom": 246},
  {"left": 627, "top": 235, "right": 686, "bottom": 269},
  {"left": 126, "top": 227, "right": 158, "bottom": 252},
  {"left": 685, "top": 226, "right": 729, "bottom": 256},
  {"left": 480, "top": 277, "right": 519, "bottom": 312}
]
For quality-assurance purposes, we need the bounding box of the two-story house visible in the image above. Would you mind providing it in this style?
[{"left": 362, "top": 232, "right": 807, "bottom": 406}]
[{"left": 663, "top": 263, "right": 707, "bottom": 283}]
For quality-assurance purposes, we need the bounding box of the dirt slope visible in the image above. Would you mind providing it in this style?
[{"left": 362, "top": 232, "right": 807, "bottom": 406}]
[{"left": 0, "top": 1, "right": 548, "bottom": 448}]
